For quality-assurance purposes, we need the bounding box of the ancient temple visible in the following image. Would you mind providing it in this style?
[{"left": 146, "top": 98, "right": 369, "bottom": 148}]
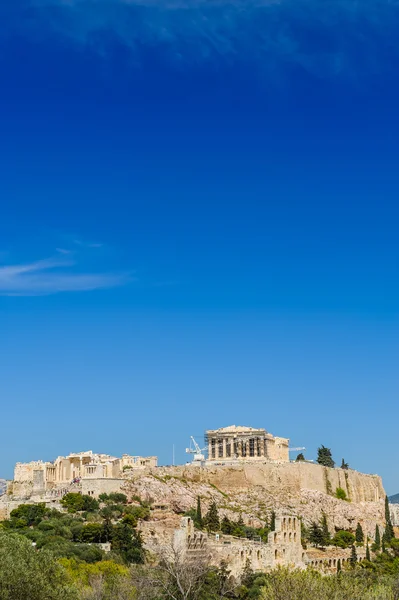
[{"left": 205, "top": 425, "right": 289, "bottom": 462}]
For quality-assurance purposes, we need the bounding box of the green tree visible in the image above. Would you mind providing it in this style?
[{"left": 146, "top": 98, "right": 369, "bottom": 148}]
[
  {"left": 350, "top": 544, "right": 357, "bottom": 567},
  {"left": 309, "top": 522, "right": 324, "bottom": 547},
  {"left": 366, "top": 543, "right": 371, "bottom": 561},
  {"left": 80, "top": 523, "right": 103, "bottom": 543},
  {"left": 9, "top": 503, "right": 48, "bottom": 526},
  {"left": 331, "top": 530, "right": 355, "bottom": 549},
  {"left": 221, "top": 515, "right": 233, "bottom": 535},
  {"left": 355, "top": 522, "right": 364, "bottom": 544},
  {"left": 108, "top": 493, "right": 127, "bottom": 504},
  {"left": 270, "top": 511, "right": 276, "bottom": 532},
  {"left": 60, "top": 493, "right": 98, "bottom": 513},
  {"left": 384, "top": 496, "right": 395, "bottom": 543},
  {"left": 321, "top": 513, "right": 330, "bottom": 546},
  {"left": 111, "top": 523, "right": 144, "bottom": 564},
  {"left": 337, "top": 558, "right": 341, "bottom": 573},
  {"left": 102, "top": 517, "right": 113, "bottom": 543},
  {"left": 204, "top": 500, "right": 220, "bottom": 532},
  {"left": 0, "top": 531, "right": 78, "bottom": 600},
  {"left": 317, "top": 445, "right": 335, "bottom": 468},
  {"left": 372, "top": 524, "right": 381, "bottom": 552},
  {"left": 196, "top": 496, "right": 203, "bottom": 529},
  {"left": 341, "top": 458, "right": 349, "bottom": 470},
  {"left": 296, "top": 453, "right": 305, "bottom": 462}
]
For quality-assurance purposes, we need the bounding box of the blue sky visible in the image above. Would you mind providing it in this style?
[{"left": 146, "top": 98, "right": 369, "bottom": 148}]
[{"left": 1, "top": 0, "right": 398, "bottom": 492}]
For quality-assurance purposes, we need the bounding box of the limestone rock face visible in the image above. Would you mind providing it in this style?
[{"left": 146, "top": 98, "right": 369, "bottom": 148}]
[{"left": 122, "top": 462, "right": 385, "bottom": 538}]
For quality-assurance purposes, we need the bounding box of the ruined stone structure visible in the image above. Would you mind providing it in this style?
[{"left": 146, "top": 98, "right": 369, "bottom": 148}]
[
  {"left": 206, "top": 425, "right": 289, "bottom": 463},
  {"left": 173, "top": 515, "right": 367, "bottom": 576},
  {"left": 174, "top": 514, "right": 304, "bottom": 574},
  {"left": 14, "top": 450, "right": 157, "bottom": 490}
]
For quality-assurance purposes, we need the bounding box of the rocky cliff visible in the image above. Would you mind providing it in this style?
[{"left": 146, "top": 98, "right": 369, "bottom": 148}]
[{"left": 123, "top": 462, "right": 385, "bottom": 538}]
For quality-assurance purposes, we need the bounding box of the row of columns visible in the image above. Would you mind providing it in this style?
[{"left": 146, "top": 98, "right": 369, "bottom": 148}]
[{"left": 208, "top": 437, "right": 266, "bottom": 460}]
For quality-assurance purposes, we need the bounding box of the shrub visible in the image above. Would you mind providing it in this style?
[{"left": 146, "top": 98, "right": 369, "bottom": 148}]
[{"left": 336, "top": 487, "right": 348, "bottom": 501}]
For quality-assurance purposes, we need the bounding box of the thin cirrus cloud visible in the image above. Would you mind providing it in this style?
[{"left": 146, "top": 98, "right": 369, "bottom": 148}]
[
  {"left": 0, "top": 256, "right": 131, "bottom": 296},
  {"left": 4, "top": 0, "right": 399, "bottom": 79}
]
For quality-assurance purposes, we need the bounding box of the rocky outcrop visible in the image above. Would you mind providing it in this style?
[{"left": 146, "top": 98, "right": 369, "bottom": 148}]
[{"left": 122, "top": 462, "right": 385, "bottom": 538}]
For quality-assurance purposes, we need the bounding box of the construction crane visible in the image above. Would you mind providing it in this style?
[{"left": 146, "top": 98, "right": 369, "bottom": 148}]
[
  {"left": 186, "top": 436, "right": 207, "bottom": 464},
  {"left": 289, "top": 447, "right": 306, "bottom": 452}
]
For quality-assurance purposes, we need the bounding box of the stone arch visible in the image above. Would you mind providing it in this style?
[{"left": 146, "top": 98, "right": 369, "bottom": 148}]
[
  {"left": 289, "top": 532, "right": 292, "bottom": 541},
  {"left": 275, "top": 549, "right": 278, "bottom": 559},
  {"left": 329, "top": 559, "right": 332, "bottom": 566},
  {"left": 284, "top": 532, "right": 287, "bottom": 541},
  {"left": 257, "top": 550, "right": 261, "bottom": 560},
  {"left": 333, "top": 559, "right": 336, "bottom": 567},
  {"left": 241, "top": 551, "right": 244, "bottom": 561},
  {"left": 294, "top": 532, "right": 297, "bottom": 541},
  {"left": 283, "top": 518, "right": 286, "bottom": 530},
  {"left": 274, "top": 533, "right": 277, "bottom": 542}
]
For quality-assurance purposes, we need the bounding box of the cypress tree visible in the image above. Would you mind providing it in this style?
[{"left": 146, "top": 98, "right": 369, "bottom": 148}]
[
  {"left": 372, "top": 525, "right": 381, "bottom": 552},
  {"left": 317, "top": 446, "right": 335, "bottom": 468},
  {"left": 221, "top": 515, "right": 233, "bottom": 535},
  {"left": 309, "top": 522, "right": 324, "bottom": 548},
  {"left": 296, "top": 453, "right": 305, "bottom": 462},
  {"left": 270, "top": 511, "right": 276, "bottom": 532},
  {"left": 321, "top": 513, "right": 330, "bottom": 546},
  {"left": 366, "top": 543, "right": 371, "bottom": 561},
  {"left": 385, "top": 496, "right": 394, "bottom": 543},
  {"left": 196, "top": 496, "right": 203, "bottom": 529},
  {"left": 205, "top": 500, "right": 220, "bottom": 532},
  {"left": 350, "top": 544, "right": 357, "bottom": 567},
  {"left": 337, "top": 559, "right": 341, "bottom": 573},
  {"left": 341, "top": 458, "right": 349, "bottom": 470},
  {"left": 355, "top": 523, "right": 364, "bottom": 544}
]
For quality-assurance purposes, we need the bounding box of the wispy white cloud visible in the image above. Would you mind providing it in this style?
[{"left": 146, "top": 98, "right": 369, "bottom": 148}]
[{"left": 0, "top": 254, "right": 130, "bottom": 296}]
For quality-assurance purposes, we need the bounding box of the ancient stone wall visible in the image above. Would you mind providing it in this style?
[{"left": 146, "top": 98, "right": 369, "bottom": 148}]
[
  {"left": 81, "top": 478, "right": 124, "bottom": 497},
  {"left": 14, "top": 461, "right": 46, "bottom": 482}
]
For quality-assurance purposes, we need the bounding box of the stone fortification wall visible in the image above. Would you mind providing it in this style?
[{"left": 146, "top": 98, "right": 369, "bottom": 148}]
[
  {"left": 81, "top": 478, "right": 124, "bottom": 498},
  {"left": 14, "top": 462, "right": 46, "bottom": 483},
  {"left": 148, "top": 461, "right": 383, "bottom": 503}
]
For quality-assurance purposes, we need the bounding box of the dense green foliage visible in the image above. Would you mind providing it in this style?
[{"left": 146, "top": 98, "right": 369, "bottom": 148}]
[
  {"left": 317, "top": 446, "right": 335, "bottom": 468},
  {"left": 1, "top": 494, "right": 146, "bottom": 566},
  {"left": 0, "top": 531, "right": 78, "bottom": 600},
  {"left": 4, "top": 491, "right": 399, "bottom": 600}
]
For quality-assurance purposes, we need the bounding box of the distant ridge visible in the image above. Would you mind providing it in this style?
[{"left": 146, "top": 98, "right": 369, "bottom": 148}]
[{"left": 389, "top": 493, "right": 399, "bottom": 504}]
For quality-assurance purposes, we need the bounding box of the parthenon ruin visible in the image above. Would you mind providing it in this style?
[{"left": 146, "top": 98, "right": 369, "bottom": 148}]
[{"left": 205, "top": 425, "right": 289, "bottom": 462}]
